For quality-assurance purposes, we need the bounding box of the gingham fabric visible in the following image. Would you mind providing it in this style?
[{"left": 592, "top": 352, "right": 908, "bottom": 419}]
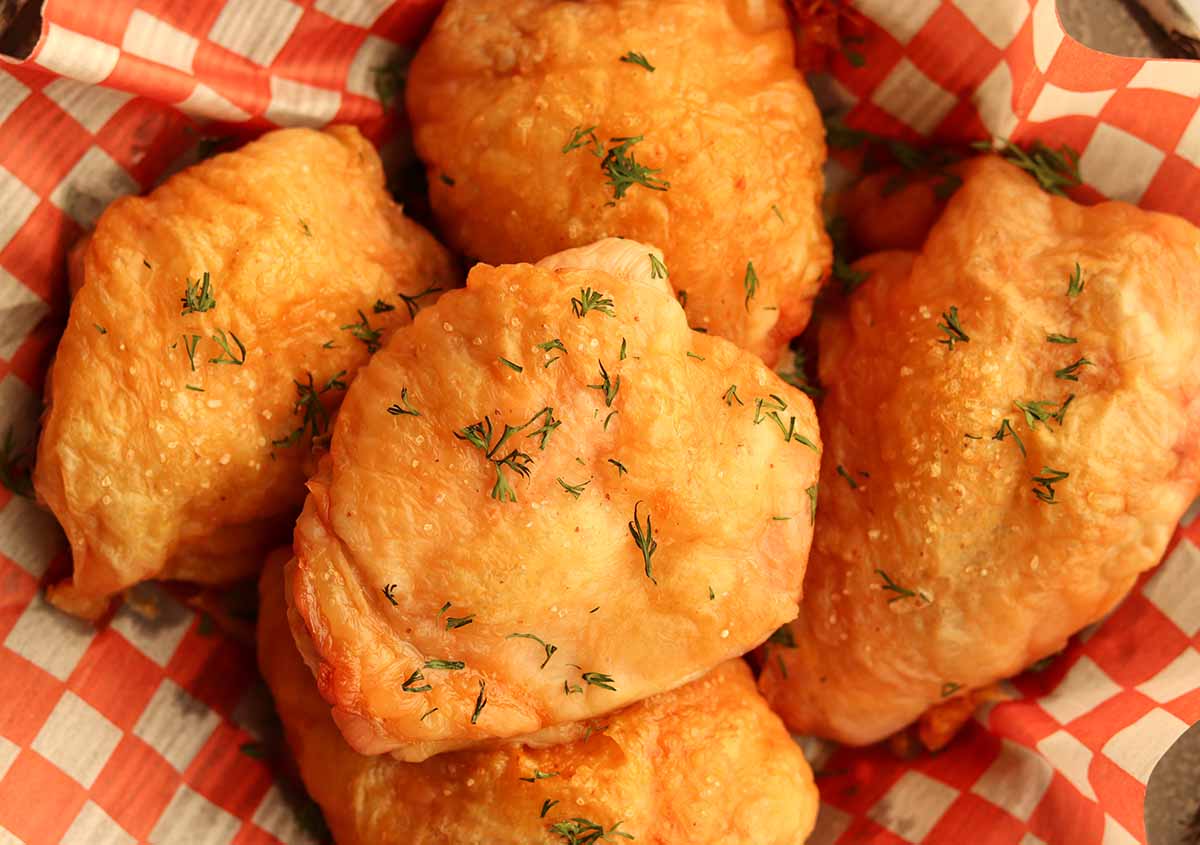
[{"left": 0, "top": 1, "right": 1196, "bottom": 843}]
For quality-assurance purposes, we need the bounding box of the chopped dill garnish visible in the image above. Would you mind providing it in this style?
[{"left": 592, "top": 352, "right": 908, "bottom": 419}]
[
  {"left": 180, "top": 272, "right": 216, "bottom": 315},
  {"left": 340, "top": 310, "right": 382, "bottom": 353},
  {"left": 507, "top": 633, "right": 558, "bottom": 669},
  {"left": 587, "top": 360, "right": 620, "bottom": 406},
  {"left": 628, "top": 501, "right": 657, "bottom": 584},
  {"left": 648, "top": 253, "right": 668, "bottom": 279},
  {"left": 1055, "top": 357, "right": 1093, "bottom": 382},
  {"left": 936, "top": 306, "right": 969, "bottom": 350},
  {"left": 619, "top": 51, "right": 655, "bottom": 71},
  {"left": 471, "top": 679, "right": 487, "bottom": 724},
  {"left": 1032, "top": 467, "right": 1069, "bottom": 504},
  {"left": 600, "top": 135, "right": 668, "bottom": 201},
  {"left": 397, "top": 285, "right": 442, "bottom": 319},
  {"left": 571, "top": 287, "right": 615, "bottom": 318},
  {"left": 386, "top": 387, "right": 420, "bottom": 416},
  {"left": 743, "top": 261, "right": 759, "bottom": 310},
  {"left": 992, "top": 418, "right": 1026, "bottom": 456}
]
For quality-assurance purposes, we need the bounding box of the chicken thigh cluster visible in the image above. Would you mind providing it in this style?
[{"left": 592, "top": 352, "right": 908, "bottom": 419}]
[{"left": 27, "top": 0, "right": 1200, "bottom": 837}]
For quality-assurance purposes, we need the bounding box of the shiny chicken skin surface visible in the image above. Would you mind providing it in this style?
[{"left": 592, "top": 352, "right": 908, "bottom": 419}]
[
  {"left": 760, "top": 157, "right": 1200, "bottom": 745},
  {"left": 406, "top": 0, "right": 830, "bottom": 364},
  {"left": 259, "top": 554, "right": 818, "bottom": 845},
  {"left": 286, "top": 238, "right": 821, "bottom": 760},
  {"left": 35, "top": 126, "right": 458, "bottom": 620}
]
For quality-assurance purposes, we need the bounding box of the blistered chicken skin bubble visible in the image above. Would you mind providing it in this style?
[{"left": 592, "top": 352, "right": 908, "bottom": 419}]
[
  {"left": 286, "top": 238, "right": 821, "bottom": 760},
  {"left": 259, "top": 552, "right": 819, "bottom": 845},
  {"left": 34, "top": 126, "right": 458, "bottom": 620},
  {"left": 759, "top": 157, "right": 1200, "bottom": 745},
  {"left": 406, "top": 0, "right": 830, "bottom": 364}
]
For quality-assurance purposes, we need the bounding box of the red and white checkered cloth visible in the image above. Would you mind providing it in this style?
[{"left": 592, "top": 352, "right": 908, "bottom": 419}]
[{"left": 0, "top": 1, "right": 1196, "bottom": 843}]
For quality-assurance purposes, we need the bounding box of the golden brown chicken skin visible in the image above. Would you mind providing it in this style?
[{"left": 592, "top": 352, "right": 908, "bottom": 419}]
[
  {"left": 35, "top": 127, "right": 458, "bottom": 620},
  {"left": 406, "top": 0, "right": 830, "bottom": 364},
  {"left": 259, "top": 552, "right": 818, "bottom": 845},
  {"left": 286, "top": 238, "right": 821, "bottom": 760},
  {"left": 760, "top": 156, "right": 1200, "bottom": 745}
]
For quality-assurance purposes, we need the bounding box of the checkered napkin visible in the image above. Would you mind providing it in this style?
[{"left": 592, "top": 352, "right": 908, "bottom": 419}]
[{"left": 0, "top": 1, "right": 1196, "bottom": 843}]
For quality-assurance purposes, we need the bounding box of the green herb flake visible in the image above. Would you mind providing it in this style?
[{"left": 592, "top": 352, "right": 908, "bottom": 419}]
[
  {"left": 1067, "top": 263, "right": 1085, "bottom": 297},
  {"left": 743, "top": 261, "right": 759, "bottom": 310},
  {"left": 445, "top": 615, "right": 474, "bottom": 631},
  {"left": 424, "top": 659, "right": 465, "bottom": 670},
  {"left": 836, "top": 464, "right": 858, "bottom": 489},
  {"left": 557, "top": 476, "right": 591, "bottom": 499},
  {"left": 581, "top": 671, "right": 616, "bottom": 691},
  {"left": 1055, "top": 357, "right": 1093, "bottom": 382},
  {"left": 182, "top": 334, "right": 201, "bottom": 371},
  {"left": 520, "top": 769, "right": 560, "bottom": 783},
  {"left": 936, "top": 306, "right": 969, "bottom": 350},
  {"left": 401, "top": 669, "right": 432, "bottom": 694},
  {"left": 976, "top": 138, "right": 1081, "bottom": 195},
  {"left": 992, "top": 418, "right": 1026, "bottom": 456},
  {"left": 571, "top": 287, "right": 616, "bottom": 318},
  {"left": 648, "top": 253, "right": 668, "bottom": 279},
  {"left": 875, "top": 568, "right": 928, "bottom": 604},
  {"left": 454, "top": 416, "right": 536, "bottom": 503},
  {"left": 499, "top": 356, "right": 524, "bottom": 373},
  {"left": 181, "top": 272, "right": 216, "bottom": 315},
  {"left": 600, "top": 135, "right": 668, "bottom": 201},
  {"left": 538, "top": 338, "right": 567, "bottom": 367},
  {"left": 340, "top": 310, "right": 382, "bottom": 353},
  {"left": 563, "top": 125, "right": 603, "bottom": 156},
  {"left": 628, "top": 501, "right": 657, "bottom": 584},
  {"left": 471, "top": 679, "right": 487, "bottom": 724},
  {"left": 548, "top": 818, "right": 633, "bottom": 844},
  {"left": 619, "top": 51, "right": 655, "bottom": 71},
  {"left": 1032, "top": 467, "right": 1069, "bottom": 504},
  {"left": 386, "top": 387, "right": 421, "bottom": 417},
  {"left": 1047, "top": 333, "right": 1077, "bottom": 344},
  {"left": 397, "top": 285, "right": 442, "bottom": 319},
  {"left": 208, "top": 328, "right": 246, "bottom": 366},
  {"left": 587, "top": 360, "right": 620, "bottom": 406},
  {"left": 507, "top": 632, "right": 558, "bottom": 669},
  {"left": 272, "top": 370, "right": 347, "bottom": 448}
]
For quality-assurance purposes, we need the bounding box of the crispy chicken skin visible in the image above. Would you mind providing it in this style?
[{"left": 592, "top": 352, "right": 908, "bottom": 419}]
[
  {"left": 406, "top": 0, "right": 830, "bottom": 364},
  {"left": 34, "top": 127, "right": 458, "bottom": 620},
  {"left": 759, "top": 156, "right": 1200, "bottom": 745},
  {"left": 285, "top": 238, "right": 821, "bottom": 760},
  {"left": 259, "top": 552, "right": 818, "bottom": 845}
]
